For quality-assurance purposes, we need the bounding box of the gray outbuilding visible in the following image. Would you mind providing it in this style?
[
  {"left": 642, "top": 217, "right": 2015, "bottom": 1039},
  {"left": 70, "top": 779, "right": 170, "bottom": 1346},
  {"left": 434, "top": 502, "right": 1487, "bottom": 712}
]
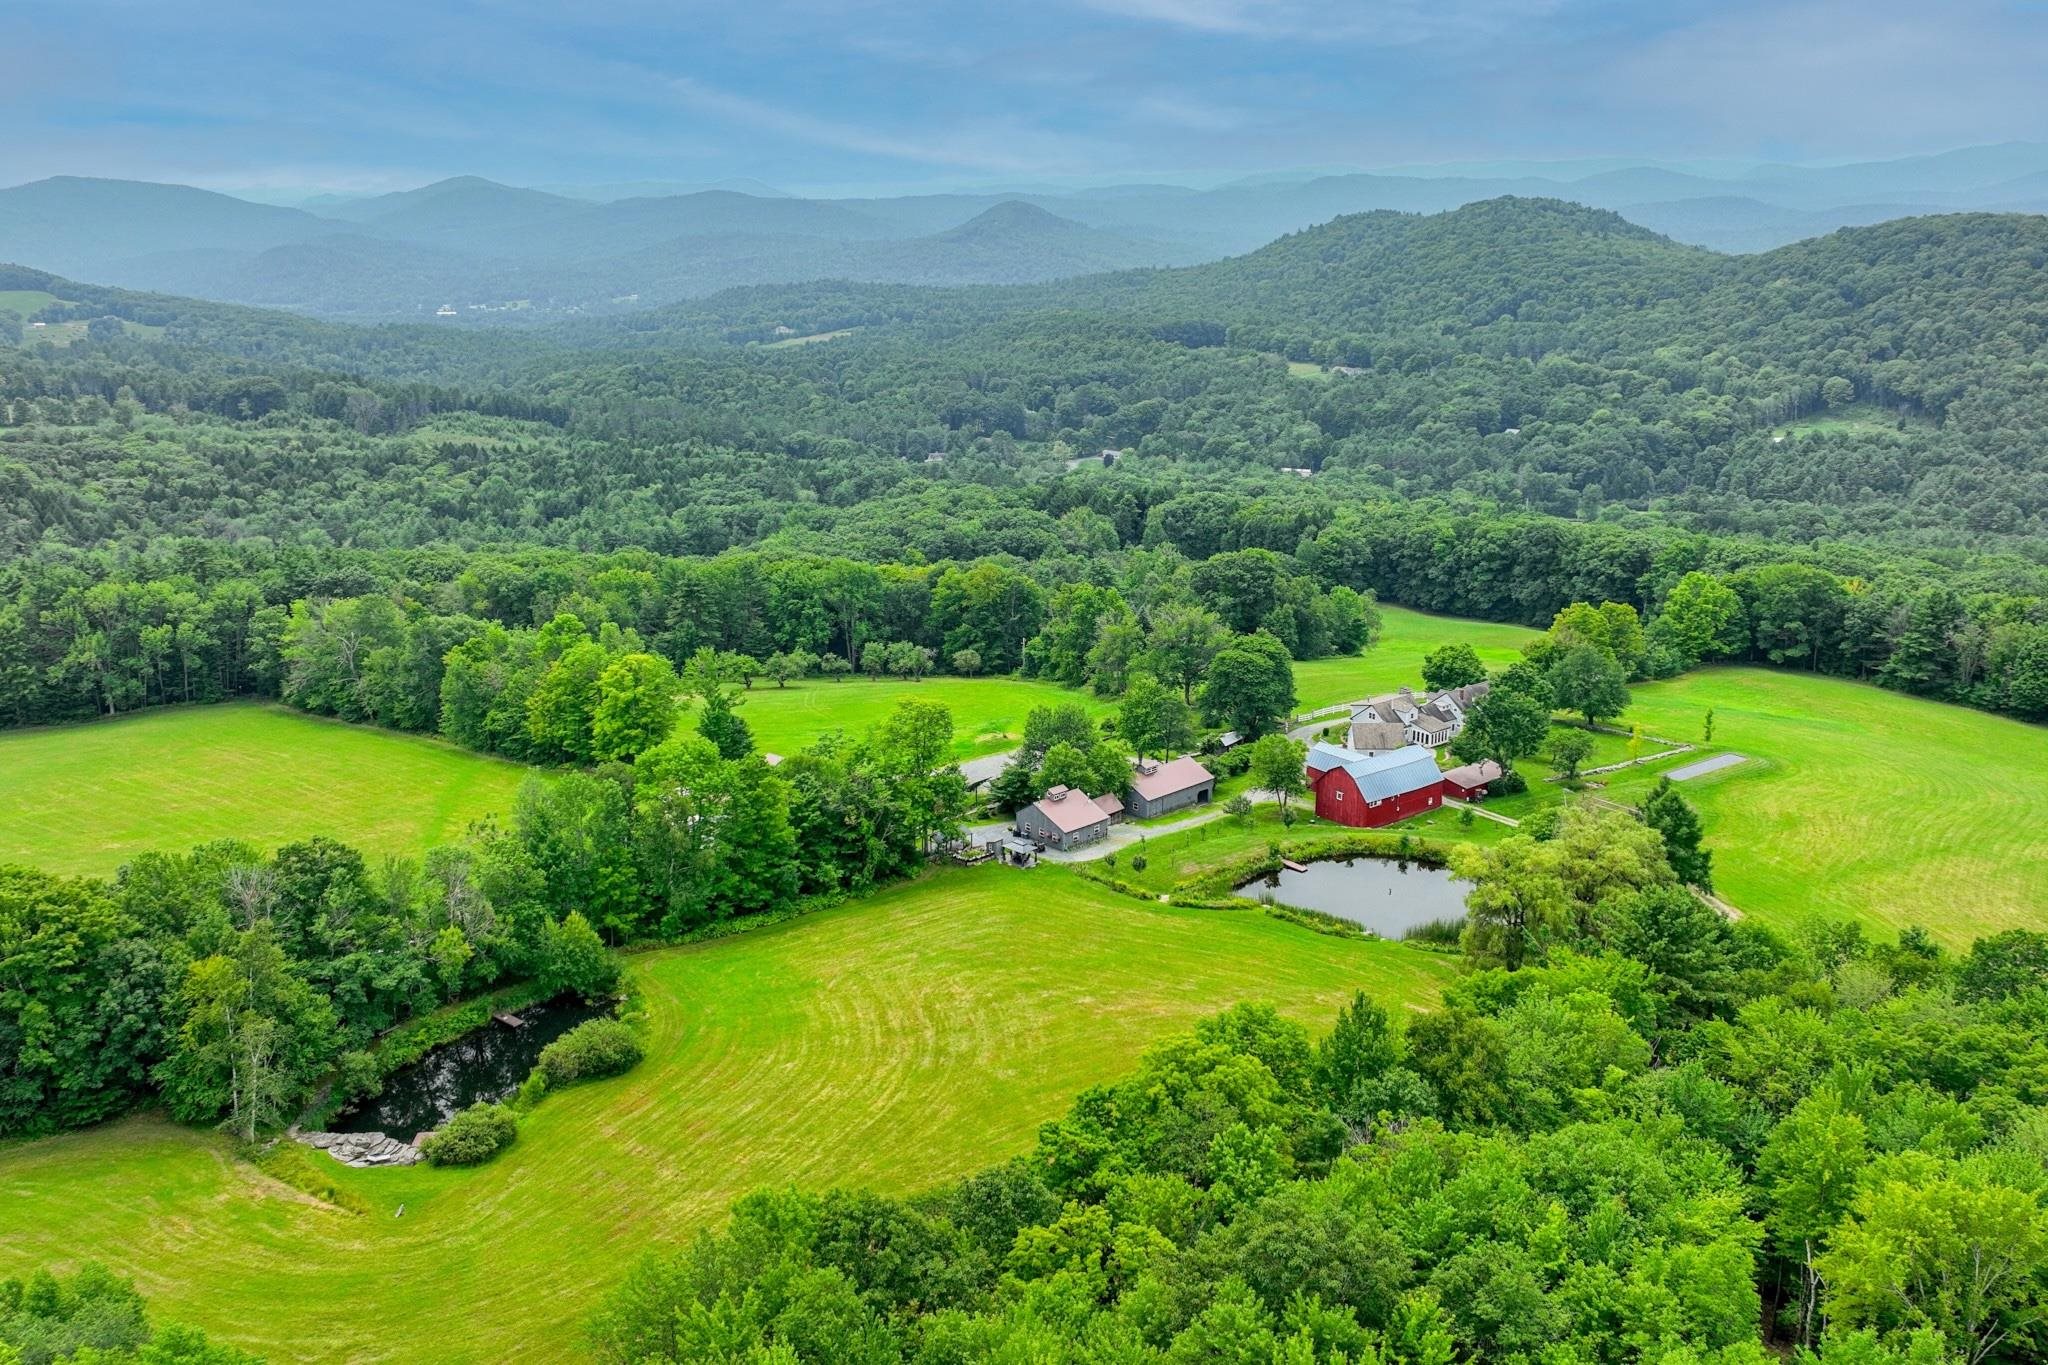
[
  {"left": 1125, "top": 756, "right": 1216, "bottom": 820},
  {"left": 1015, "top": 785, "right": 1112, "bottom": 851}
]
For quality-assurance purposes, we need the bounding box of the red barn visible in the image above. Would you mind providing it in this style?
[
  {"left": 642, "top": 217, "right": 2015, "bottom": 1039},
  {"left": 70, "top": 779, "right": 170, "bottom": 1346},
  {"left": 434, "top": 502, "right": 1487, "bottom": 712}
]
[{"left": 1305, "top": 742, "right": 1445, "bottom": 829}]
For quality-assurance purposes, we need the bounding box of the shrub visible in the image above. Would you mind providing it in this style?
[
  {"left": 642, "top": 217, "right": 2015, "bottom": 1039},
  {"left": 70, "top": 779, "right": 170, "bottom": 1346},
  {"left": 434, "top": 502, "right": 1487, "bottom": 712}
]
[
  {"left": 536, "top": 1017, "right": 644, "bottom": 1089},
  {"left": 420, "top": 1103, "right": 517, "bottom": 1167}
]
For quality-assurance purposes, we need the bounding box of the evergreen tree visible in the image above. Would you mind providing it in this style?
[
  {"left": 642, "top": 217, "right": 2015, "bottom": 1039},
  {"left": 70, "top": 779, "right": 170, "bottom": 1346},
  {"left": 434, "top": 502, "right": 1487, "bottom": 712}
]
[{"left": 1640, "top": 776, "right": 1713, "bottom": 889}]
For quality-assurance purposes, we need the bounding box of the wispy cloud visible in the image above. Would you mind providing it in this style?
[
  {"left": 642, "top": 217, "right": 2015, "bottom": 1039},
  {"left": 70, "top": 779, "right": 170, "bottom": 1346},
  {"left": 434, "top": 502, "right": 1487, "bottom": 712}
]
[
  {"left": 1608, "top": 0, "right": 2048, "bottom": 150},
  {"left": 661, "top": 74, "right": 1105, "bottom": 173},
  {"left": 1074, "top": 0, "right": 1566, "bottom": 42},
  {"left": 0, "top": 0, "right": 2037, "bottom": 193}
]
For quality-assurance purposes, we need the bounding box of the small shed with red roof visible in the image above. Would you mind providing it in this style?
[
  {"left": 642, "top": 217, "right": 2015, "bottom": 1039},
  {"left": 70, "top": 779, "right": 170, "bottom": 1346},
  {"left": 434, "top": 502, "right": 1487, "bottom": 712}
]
[{"left": 1440, "top": 759, "right": 1504, "bottom": 799}]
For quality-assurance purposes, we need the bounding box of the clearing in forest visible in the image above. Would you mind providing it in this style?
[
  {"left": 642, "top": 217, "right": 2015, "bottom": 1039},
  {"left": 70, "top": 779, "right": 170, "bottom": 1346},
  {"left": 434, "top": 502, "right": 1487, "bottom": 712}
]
[
  {"left": 1293, "top": 605, "right": 1540, "bottom": 711},
  {"left": 693, "top": 674, "right": 1114, "bottom": 759},
  {"left": 0, "top": 702, "right": 530, "bottom": 877}
]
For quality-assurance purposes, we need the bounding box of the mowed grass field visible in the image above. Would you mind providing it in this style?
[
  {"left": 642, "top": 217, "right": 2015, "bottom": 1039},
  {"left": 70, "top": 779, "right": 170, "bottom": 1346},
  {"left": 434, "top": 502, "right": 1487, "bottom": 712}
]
[
  {"left": 1592, "top": 668, "right": 2048, "bottom": 943},
  {"left": 1294, "top": 605, "right": 1540, "bottom": 710},
  {"left": 1288, "top": 608, "right": 2047, "bottom": 942},
  {"left": 0, "top": 702, "right": 530, "bottom": 877},
  {"left": 0, "top": 866, "right": 1454, "bottom": 1363},
  {"left": 694, "top": 675, "right": 1114, "bottom": 760},
  {"left": 1, "top": 290, "right": 164, "bottom": 347}
]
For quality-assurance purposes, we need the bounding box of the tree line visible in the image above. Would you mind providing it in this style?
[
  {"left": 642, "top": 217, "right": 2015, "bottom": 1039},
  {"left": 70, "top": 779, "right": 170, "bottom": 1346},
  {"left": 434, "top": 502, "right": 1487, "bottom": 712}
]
[
  {"left": 0, "top": 696, "right": 972, "bottom": 1144},
  {"left": 3, "top": 498, "right": 2043, "bottom": 741}
]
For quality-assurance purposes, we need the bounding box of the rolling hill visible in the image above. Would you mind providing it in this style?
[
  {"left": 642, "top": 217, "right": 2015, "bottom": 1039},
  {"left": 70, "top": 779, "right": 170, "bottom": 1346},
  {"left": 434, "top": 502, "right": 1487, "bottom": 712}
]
[
  {"left": 5, "top": 144, "right": 2047, "bottom": 319},
  {"left": 0, "top": 177, "right": 330, "bottom": 277}
]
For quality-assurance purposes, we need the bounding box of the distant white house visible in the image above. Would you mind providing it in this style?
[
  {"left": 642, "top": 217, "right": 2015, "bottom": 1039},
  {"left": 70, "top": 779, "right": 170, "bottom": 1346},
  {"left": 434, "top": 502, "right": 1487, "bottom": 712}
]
[{"left": 1349, "top": 682, "right": 1491, "bottom": 751}]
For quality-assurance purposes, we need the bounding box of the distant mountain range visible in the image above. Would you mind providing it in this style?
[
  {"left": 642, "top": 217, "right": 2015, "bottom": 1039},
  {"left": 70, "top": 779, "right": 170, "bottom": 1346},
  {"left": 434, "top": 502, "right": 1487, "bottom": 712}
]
[{"left": 4, "top": 142, "right": 2045, "bottom": 320}]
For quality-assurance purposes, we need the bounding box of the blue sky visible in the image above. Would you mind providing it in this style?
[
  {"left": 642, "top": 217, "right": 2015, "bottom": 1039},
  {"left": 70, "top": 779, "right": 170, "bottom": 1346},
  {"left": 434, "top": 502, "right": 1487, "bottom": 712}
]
[{"left": 4, "top": 0, "right": 2046, "bottom": 194}]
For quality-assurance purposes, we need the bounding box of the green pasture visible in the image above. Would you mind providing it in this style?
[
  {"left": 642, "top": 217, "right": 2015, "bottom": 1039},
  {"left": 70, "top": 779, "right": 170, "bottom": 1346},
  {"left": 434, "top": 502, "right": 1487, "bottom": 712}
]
[
  {"left": 1294, "top": 605, "right": 1540, "bottom": 711},
  {"left": 695, "top": 674, "right": 1113, "bottom": 760},
  {"left": 1588, "top": 667, "right": 2048, "bottom": 942},
  {"left": 0, "top": 865, "right": 1453, "bottom": 1363},
  {"left": 0, "top": 703, "right": 529, "bottom": 877},
  {"left": 0, "top": 289, "right": 64, "bottom": 316}
]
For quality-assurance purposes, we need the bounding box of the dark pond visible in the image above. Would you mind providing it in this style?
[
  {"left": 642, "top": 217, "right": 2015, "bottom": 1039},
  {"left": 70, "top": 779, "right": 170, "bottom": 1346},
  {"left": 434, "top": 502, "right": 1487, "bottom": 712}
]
[
  {"left": 333, "top": 995, "right": 608, "bottom": 1137},
  {"left": 1236, "top": 857, "right": 1468, "bottom": 938}
]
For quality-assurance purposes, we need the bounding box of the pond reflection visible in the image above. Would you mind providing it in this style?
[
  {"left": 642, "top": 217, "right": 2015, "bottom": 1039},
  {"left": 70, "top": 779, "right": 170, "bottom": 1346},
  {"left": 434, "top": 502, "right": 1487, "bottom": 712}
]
[
  {"left": 1236, "top": 858, "right": 1467, "bottom": 938},
  {"left": 333, "top": 995, "right": 608, "bottom": 1137}
]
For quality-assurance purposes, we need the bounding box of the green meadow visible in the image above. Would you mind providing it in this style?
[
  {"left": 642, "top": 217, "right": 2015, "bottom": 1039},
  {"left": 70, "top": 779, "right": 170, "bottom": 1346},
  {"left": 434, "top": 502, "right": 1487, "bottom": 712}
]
[
  {"left": 692, "top": 674, "right": 1114, "bottom": 759},
  {"left": 0, "top": 865, "right": 1453, "bottom": 1363},
  {"left": 1595, "top": 667, "right": 2048, "bottom": 943},
  {"left": 0, "top": 702, "right": 529, "bottom": 877},
  {"left": 7, "top": 608, "right": 2048, "bottom": 1363},
  {"left": 1294, "top": 605, "right": 1540, "bottom": 710}
]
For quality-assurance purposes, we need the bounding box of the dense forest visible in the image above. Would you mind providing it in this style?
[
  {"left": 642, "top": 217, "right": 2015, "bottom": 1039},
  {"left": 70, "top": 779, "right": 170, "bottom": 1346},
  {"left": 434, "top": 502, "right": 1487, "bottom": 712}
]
[
  {"left": 6, "top": 201, "right": 2048, "bottom": 559},
  {"left": 590, "top": 806, "right": 2048, "bottom": 1365}
]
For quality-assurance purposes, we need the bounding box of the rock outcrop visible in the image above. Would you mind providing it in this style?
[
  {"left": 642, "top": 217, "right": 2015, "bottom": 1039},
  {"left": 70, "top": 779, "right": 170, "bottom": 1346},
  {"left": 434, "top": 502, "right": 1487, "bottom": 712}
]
[{"left": 297, "top": 1129, "right": 423, "bottom": 1167}]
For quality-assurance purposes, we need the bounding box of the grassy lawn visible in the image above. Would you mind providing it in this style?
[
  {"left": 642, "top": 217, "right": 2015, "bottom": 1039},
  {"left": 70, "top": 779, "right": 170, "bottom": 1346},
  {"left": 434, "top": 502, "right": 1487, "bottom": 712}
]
[
  {"left": 1587, "top": 668, "right": 2048, "bottom": 943},
  {"left": 1295, "top": 606, "right": 1541, "bottom": 712},
  {"left": 0, "top": 702, "right": 530, "bottom": 877},
  {"left": 700, "top": 675, "right": 1112, "bottom": 760},
  {"left": 0, "top": 864, "right": 1454, "bottom": 1363}
]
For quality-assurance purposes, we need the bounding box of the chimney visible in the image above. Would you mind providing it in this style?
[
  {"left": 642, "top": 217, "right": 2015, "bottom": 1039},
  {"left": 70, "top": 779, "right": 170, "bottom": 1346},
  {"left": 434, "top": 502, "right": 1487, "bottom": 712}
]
[{"left": 1045, "top": 785, "right": 1069, "bottom": 801}]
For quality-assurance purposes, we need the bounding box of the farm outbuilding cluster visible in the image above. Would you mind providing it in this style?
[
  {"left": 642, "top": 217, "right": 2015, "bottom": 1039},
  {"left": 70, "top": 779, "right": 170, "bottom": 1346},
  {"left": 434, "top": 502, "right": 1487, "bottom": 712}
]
[{"left": 1008, "top": 755, "right": 1216, "bottom": 856}]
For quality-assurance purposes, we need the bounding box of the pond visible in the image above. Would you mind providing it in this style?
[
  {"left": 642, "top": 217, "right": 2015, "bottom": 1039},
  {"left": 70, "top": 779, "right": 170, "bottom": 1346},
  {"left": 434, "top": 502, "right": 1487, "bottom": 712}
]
[
  {"left": 332, "top": 995, "right": 609, "bottom": 1137},
  {"left": 1236, "top": 857, "right": 1469, "bottom": 938}
]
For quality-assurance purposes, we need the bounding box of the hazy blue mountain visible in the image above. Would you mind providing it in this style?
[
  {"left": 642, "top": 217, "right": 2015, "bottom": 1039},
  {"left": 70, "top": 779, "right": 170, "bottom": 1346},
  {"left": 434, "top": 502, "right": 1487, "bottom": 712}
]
[
  {"left": 5, "top": 146, "right": 2045, "bottom": 320},
  {"left": 62, "top": 200, "right": 1182, "bottom": 317},
  {"left": 1615, "top": 196, "right": 1939, "bottom": 253},
  {"left": 541, "top": 178, "right": 794, "bottom": 201},
  {"left": 0, "top": 177, "right": 328, "bottom": 276},
  {"left": 1743, "top": 142, "right": 2048, "bottom": 201},
  {"left": 107, "top": 233, "right": 516, "bottom": 317},
  {"left": 314, "top": 176, "right": 583, "bottom": 237}
]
